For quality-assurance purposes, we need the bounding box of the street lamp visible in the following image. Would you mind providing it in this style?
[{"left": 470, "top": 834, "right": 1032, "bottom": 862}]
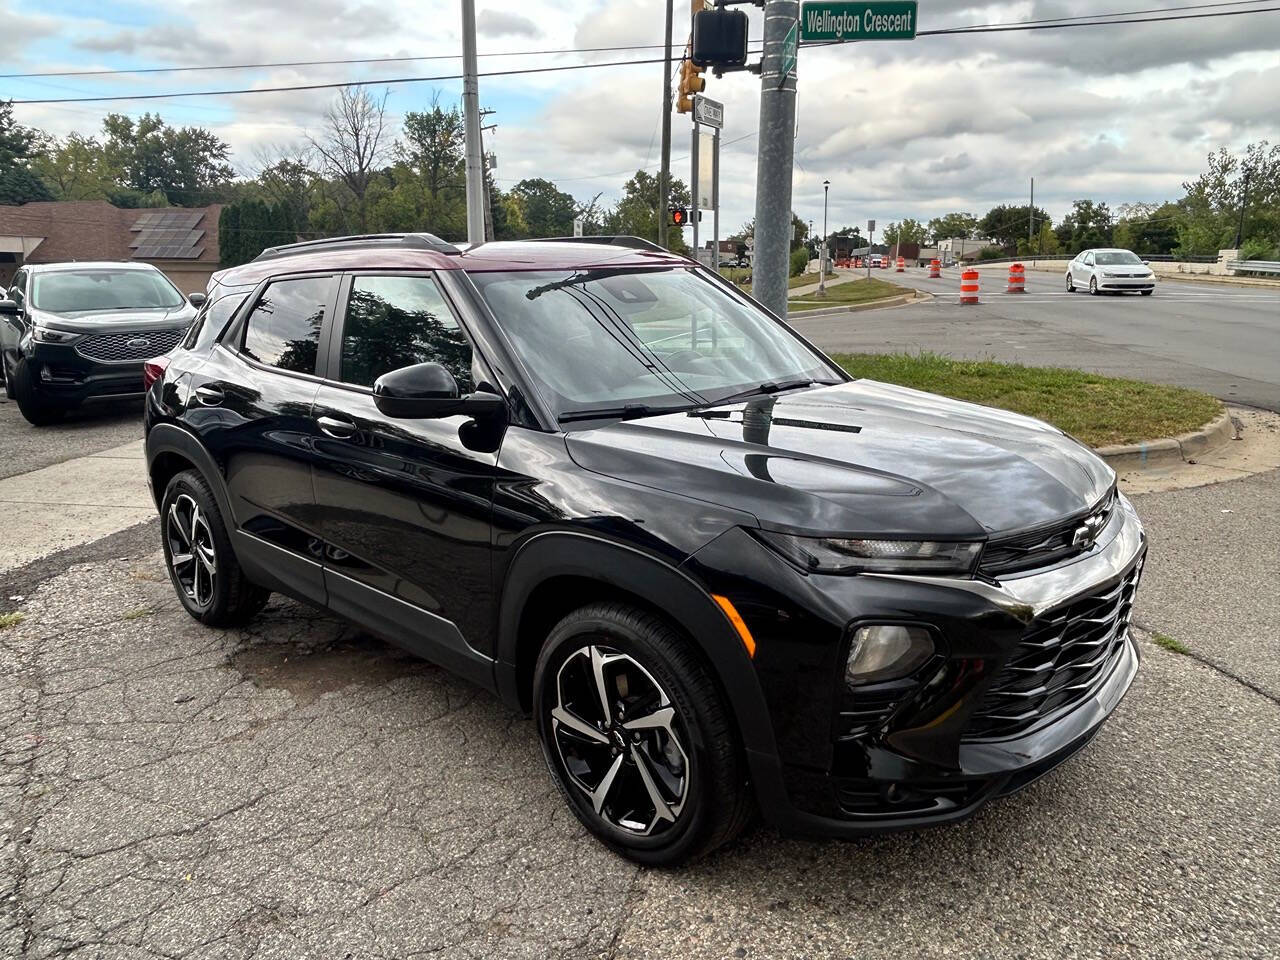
[{"left": 819, "top": 180, "right": 830, "bottom": 296}]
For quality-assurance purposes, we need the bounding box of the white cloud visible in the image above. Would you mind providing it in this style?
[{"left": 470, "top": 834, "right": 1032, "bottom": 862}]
[{"left": 477, "top": 10, "right": 542, "bottom": 39}]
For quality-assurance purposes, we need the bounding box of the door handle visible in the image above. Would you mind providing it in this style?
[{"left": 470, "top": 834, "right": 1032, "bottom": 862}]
[
  {"left": 317, "top": 414, "right": 358, "bottom": 439},
  {"left": 194, "top": 384, "right": 224, "bottom": 405}
]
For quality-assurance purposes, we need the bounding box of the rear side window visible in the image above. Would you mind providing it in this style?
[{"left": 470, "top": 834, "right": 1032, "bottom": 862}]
[
  {"left": 241, "top": 276, "right": 331, "bottom": 375},
  {"left": 183, "top": 292, "right": 247, "bottom": 351},
  {"left": 338, "top": 274, "right": 474, "bottom": 391}
]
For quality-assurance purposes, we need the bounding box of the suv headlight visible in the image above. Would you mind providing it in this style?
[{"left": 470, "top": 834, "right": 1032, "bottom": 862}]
[
  {"left": 31, "top": 324, "right": 79, "bottom": 344},
  {"left": 757, "top": 532, "right": 982, "bottom": 575}
]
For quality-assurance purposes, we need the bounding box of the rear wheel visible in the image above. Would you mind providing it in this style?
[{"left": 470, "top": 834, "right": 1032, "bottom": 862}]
[
  {"left": 10, "top": 359, "right": 64, "bottom": 425},
  {"left": 534, "top": 602, "right": 752, "bottom": 865},
  {"left": 161, "top": 470, "right": 270, "bottom": 626}
]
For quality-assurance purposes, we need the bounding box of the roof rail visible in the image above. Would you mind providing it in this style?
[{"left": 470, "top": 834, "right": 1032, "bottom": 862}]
[
  {"left": 521, "top": 235, "right": 671, "bottom": 254},
  {"left": 254, "top": 233, "right": 461, "bottom": 261}
]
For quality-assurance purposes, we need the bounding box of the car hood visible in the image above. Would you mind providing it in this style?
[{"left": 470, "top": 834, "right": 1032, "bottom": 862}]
[
  {"left": 565, "top": 380, "right": 1114, "bottom": 538},
  {"left": 30, "top": 304, "right": 195, "bottom": 332}
]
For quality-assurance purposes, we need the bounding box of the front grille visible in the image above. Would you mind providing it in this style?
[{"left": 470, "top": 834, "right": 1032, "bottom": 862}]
[
  {"left": 964, "top": 558, "right": 1142, "bottom": 741},
  {"left": 980, "top": 490, "right": 1115, "bottom": 577},
  {"left": 76, "top": 328, "right": 185, "bottom": 363}
]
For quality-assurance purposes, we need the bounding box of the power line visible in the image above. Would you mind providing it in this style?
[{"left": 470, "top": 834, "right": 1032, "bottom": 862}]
[{"left": 9, "top": 5, "right": 1279, "bottom": 106}]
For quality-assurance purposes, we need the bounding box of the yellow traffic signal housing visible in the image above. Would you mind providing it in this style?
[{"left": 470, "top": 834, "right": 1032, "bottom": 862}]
[{"left": 676, "top": 59, "right": 705, "bottom": 114}]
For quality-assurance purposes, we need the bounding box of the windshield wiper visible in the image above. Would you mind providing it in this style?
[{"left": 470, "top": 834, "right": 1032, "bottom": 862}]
[
  {"left": 557, "top": 402, "right": 694, "bottom": 424},
  {"left": 704, "top": 378, "right": 835, "bottom": 407}
]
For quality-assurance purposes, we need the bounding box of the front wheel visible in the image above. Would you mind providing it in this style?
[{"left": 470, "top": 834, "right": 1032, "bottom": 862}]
[
  {"left": 1089, "top": 276, "right": 1099, "bottom": 296},
  {"left": 1140, "top": 289, "right": 1154, "bottom": 296},
  {"left": 160, "top": 470, "right": 270, "bottom": 626},
  {"left": 534, "top": 603, "right": 752, "bottom": 865},
  {"left": 1065, "top": 272, "right": 1075, "bottom": 292},
  {"left": 10, "top": 359, "right": 64, "bottom": 425}
]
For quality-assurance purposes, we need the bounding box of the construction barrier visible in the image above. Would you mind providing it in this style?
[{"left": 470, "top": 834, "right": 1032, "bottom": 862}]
[
  {"left": 960, "top": 268, "right": 980, "bottom": 304},
  {"left": 895, "top": 256, "right": 905, "bottom": 272},
  {"left": 928, "top": 258, "right": 941, "bottom": 279},
  {"left": 1007, "top": 262, "right": 1026, "bottom": 293}
]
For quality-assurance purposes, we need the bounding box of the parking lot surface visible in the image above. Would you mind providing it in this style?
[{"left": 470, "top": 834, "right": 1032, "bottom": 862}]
[{"left": 1, "top": 467, "right": 1277, "bottom": 959}]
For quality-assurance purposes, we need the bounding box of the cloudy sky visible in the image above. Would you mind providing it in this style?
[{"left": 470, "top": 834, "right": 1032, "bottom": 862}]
[{"left": 5, "top": 1, "right": 1278, "bottom": 235}]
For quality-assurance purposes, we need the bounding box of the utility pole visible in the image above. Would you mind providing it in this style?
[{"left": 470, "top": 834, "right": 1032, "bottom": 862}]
[
  {"left": 460, "top": 0, "right": 485, "bottom": 245},
  {"left": 751, "top": 0, "right": 799, "bottom": 317},
  {"left": 1028, "top": 176, "right": 1035, "bottom": 258},
  {"left": 818, "top": 180, "right": 829, "bottom": 296},
  {"left": 480, "top": 109, "right": 496, "bottom": 242},
  {"left": 658, "top": 0, "right": 675, "bottom": 249},
  {"left": 1234, "top": 169, "right": 1251, "bottom": 250}
]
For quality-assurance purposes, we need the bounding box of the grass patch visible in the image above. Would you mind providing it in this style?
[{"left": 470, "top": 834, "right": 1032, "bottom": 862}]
[
  {"left": 788, "top": 276, "right": 912, "bottom": 311},
  {"left": 1151, "top": 630, "right": 1191, "bottom": 655},
  {"left": 720, "top": 268, "right": 835, "bottom": 290},
  {"left": 0, "top": 612, "right": 26, "bottom": 630},
  {"left": 121, "top": 607, "right": 153, "bottom": 621},
  {"left": 829, "top": 351, "right": 1223, "bottom": 448}
]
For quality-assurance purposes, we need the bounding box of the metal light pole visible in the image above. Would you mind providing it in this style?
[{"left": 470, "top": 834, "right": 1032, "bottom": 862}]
[
  {"left": 657, "top": 0, "right": 675, "bottom": 250},
  {"left": 751, "top": 0, "right": 799, "bottom": 317},
  {"left": 818, "top": 180, "right": 830, "bottom": 295},
  {"left": 460, "top": 0, "right": 486, "bottom": 245}
]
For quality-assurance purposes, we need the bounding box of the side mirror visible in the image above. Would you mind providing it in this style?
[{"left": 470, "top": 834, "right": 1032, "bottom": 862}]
[
  {"left": 1142, "top": 260, "right": 1150, "bottom": 265},
  {"left": 0, "top": 299, "right": 17, "bottom": 316},
  {"left": 188, "top": 292, "right": 208, "bottom": 307},
  {"left": 372, "top": 361, "right": 506, "bottom": 420}
]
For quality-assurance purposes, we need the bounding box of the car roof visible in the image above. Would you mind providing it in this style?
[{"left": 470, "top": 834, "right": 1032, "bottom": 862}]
[
  {"left": 1083, "top": 248, "right": 1135, "bottom": 254},
  {"left": 210, "top": 237, "right": 693, "bottom": 288},
  {"left": 28, "top": 261, "right": 163, "bottom": 273}
]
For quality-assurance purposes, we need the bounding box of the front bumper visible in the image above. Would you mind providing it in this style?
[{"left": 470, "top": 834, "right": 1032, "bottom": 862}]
[
  {"left": 20, "top": 338, "right": 164, "bottom": 405},
  {"left": 689, "top": 495, "right": 1147, "bottom": 838},
  {"left": 1098, "top": 277, "right": 1155, "bottom": 291}
]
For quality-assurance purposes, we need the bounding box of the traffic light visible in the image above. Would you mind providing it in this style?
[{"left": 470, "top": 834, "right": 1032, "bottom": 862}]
[
  {"left": 692, "top": 8, "right": 749, "bottom": 69},
  {"left": 676, "top": 59, "right": 705, "bottom": 114},
  {"left": 670, "top": 207, "right": 688, "bottom": 228}
]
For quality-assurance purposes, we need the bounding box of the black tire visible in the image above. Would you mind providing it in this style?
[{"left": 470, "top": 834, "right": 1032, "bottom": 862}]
[
  {"left": 1065, "top": 272, "right": 1074, "bottom": 292},
  {"left": 160, "top": 469, "right": 270, "bottom": 627},
  {"left": 534, "top": 602, "right": 753, "bottom": 866},
  {"left": 10, "top": 359, "right": 65, "bottom": 425},
  {"left": 1140, "top": 289, "right": 1154, "bottom": 296},
  {"left": 1088, "top": 276, "right": 1099, "bottom": 296}
]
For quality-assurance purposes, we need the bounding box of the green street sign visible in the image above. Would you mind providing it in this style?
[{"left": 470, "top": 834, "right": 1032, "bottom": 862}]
[
  {"left": 781, "top": 20, "right": 799, "bottom": 79},
  {"left": 800, "top": 1, "right": 918, "bottom": 42}
]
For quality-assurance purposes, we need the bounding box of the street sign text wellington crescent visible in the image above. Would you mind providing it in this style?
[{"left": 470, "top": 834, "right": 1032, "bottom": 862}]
[{"left": 800, "top": 1, "right": 918, "bottom": 42}]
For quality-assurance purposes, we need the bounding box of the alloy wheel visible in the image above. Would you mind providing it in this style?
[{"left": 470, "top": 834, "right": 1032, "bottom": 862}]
[
  {"left": 549, "top": 644, "right": 690, "bottom": 836},
  {"left": 166, "top": 493, "right": 217, "bottom": 609},
  {"left": 1065, "top": 273, "right": 1074, "bottom": 292}
]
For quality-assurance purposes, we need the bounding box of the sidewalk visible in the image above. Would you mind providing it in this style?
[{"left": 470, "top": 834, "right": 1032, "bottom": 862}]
[
  {"left": 0, "top": 439, "right": 152, "bottom": 574},
  {"left": 788, "top": 268, "right": 863, "bottom": 298}
]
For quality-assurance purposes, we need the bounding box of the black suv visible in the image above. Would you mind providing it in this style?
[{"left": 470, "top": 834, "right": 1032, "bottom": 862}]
[
  {"left": 2, "top": 261, "right": 200, "bottom": 424},
  {"left": 144, "top": 234, "right": 1146, "bottom": 864}
]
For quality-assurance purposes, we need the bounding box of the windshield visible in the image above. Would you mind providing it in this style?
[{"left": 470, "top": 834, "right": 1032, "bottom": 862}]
[
  {"left": 32, "top": 269, "right": 186, "bottom": 313},
  {"left": 1094, "top": 251, "right": 1143, "bottom": 266},
  {"left": 470, "top": 267, "right": 839, "bottom": 420}
]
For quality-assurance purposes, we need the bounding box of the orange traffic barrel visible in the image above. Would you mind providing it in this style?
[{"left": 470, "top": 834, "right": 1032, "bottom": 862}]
[
  {"left": 960, "top": 268, "right": 980, "bottom": 304},
  {"left": 928, "top": 258, "right": 941, "bottom": 279},
  {"left": 1007, "top": 262, "right": 1026, "bottom": 293},
  {"left": 896, "top": 256, "right": 905, "bottom": 272}
]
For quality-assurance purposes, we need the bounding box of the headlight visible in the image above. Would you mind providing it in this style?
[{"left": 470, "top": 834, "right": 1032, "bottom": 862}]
[
  {"left": 757, "top": 531, "right": 982, "bottom": 575},
  {"left": 846, "top": 624, "right": 935, "bottom": 685},
  {"left": 31, "top": 325, "right": 79, "bottom": 343},
  {"left": 1101, "top": 271, "right": 1116, "bottom": 278}
]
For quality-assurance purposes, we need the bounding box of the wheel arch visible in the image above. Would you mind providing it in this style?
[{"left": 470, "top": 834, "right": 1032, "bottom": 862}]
[
  {"left": 146, "top": 423, "right": 233, "bottom": 521},
  {"left": 495, "top": 531, "right": 781, "bottom": 765}
]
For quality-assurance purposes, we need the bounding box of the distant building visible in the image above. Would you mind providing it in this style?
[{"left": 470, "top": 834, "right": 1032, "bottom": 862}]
[
  {"left": 0, "top": 201, "right": 223, "bottom": 293},
  {"left": 937, "top": 237, "right": 998, "bottom": 263}
]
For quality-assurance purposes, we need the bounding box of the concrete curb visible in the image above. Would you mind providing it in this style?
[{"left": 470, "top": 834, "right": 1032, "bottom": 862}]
[
  {"left": 1096, "top": 409, "right": 1235, "bottom": 469},
  {"left": 787, "top": 290, "right": 931, "bottom": 320}
]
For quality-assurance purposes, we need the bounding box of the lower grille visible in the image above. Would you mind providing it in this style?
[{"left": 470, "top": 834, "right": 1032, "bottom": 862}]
[
  {"left": 76, "top": 328, "right": 185, "bottom": 363},
  {"left": 965, "top": 558, "right": 1142, "bottom": 741},
  {"left": 834, "top": 778, "right": 982, "bottom": 817}
]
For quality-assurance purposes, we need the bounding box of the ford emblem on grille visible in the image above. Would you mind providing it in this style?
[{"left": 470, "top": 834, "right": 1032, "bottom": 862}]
[{"left": 126, "top": 337, "right": 152, "bottom": 350}]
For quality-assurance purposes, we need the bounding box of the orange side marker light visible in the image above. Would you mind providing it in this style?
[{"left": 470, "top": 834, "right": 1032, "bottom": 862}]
[{"left": 712, "top": 594, "right": 756, "bottom": 658}]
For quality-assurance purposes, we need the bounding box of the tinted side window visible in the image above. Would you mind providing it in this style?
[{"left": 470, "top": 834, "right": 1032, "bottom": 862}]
[
  {"left": 183, "top": 292, "right": 247, "bottom": 351},
  {"left": 241, "top": 276, "right": 330, "bottom": 375},
  {"left": 10, "top": 269, "right": 27, "bottom": 305},
  {"left": 339, "top": 275, "right": 474, "bottom": 391}
]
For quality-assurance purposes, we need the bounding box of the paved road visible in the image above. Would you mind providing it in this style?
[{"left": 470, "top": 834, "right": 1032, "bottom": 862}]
[
  {"left": 793, "top": 268, "right": 1280, "bottom": 411},
  {"left": 0, "top": 392, "right": 142, "bottom": 480}
]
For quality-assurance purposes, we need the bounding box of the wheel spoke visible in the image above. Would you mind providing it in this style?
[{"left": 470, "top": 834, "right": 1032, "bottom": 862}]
[
  {"left": 196, "top": 543, "right": 216, "bottom": 575},
  {"left": 552, "top": 705, "right": 608, "bottom": 744},
  {"left": 170, "top": 552, "right": 194, "bottom": 569},
  {"left": 630, "top": 745, "right": 676, "bottom": 824},
  {"left": 621, "top": 705, "right": 675, "bottom": 735},
  {"left": 189, "top": 504, "right": 201, "bottom": 547},
  {"left": 168, "top": 503, "right": 191, "bottom": 547},
  {"left": 589, "top": 645, "right": 614, "bottom": 724},
  {"left": 590, "top": 752, "right": 625, "bottom": 815}
]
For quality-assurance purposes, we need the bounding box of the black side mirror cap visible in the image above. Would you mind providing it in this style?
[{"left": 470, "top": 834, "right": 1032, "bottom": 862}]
[
  {"left": 372, "top": 362, "right": 506, "bottom": 421},
  {"left": 189, "top": 292, "right": 208, "bottom": 307},
  {"left": 0, "top": 299, "right": 17, "bottom": 315}
]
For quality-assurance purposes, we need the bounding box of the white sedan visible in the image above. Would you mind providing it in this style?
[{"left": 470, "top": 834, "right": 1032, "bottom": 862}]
[{"left": 1066, "top": 248, "right": 1156, "bottom": 295}]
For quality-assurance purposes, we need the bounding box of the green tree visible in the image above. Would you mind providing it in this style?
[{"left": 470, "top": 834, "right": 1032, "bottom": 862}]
[
  {"left": 511, "top": 177, "right": 578, "bottom": 237},
  {"left": 1054, "top": 199, "right": 1113, "bottom": 254},
  {"left": 926, "top": 212, "right": 978, "bottom": 241},
  {"left": 306, "top": 87, "right": 391, "bottom": 232},
  {"left": 257, "top": 151, "right": 318, "bottom": 234},
  {"left": 603, "top": 170, "right": 690, "bottom": 252},
  {"left": 34, "top": 133, "right": 121, "bottom": 201},
  {"left": 980, "top": 204, "right": 1052, "bottom": 251},
  {"left": 883, "top": 218, "right": 928, "bottom": 245},
  {"left": 102, "top": 112, "right": 234, "bottom": 205},
  {"left": 1176, "top": 141, "right": 1279, "bottom": 255},
  {"left": 0, "top": 101, "right": 53, "bottom": 204},
  {"left": 398, "top": 96, "right": 465, "bottom": 201}
]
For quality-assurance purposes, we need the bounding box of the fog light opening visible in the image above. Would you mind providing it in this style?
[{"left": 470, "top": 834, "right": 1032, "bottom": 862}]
[{"left": 846, "top": 624, "right": 935, "bottom": 686}]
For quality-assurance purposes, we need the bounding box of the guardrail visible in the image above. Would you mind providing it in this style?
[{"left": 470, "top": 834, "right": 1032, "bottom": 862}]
[{"left": 1227, "top": 260, "right": 1280, "bottom": 275}]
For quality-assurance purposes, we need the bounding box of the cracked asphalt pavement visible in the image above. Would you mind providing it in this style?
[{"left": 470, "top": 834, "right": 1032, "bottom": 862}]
[{"left": 1, "top": 463, "right": 1277, "bottom": 959}]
